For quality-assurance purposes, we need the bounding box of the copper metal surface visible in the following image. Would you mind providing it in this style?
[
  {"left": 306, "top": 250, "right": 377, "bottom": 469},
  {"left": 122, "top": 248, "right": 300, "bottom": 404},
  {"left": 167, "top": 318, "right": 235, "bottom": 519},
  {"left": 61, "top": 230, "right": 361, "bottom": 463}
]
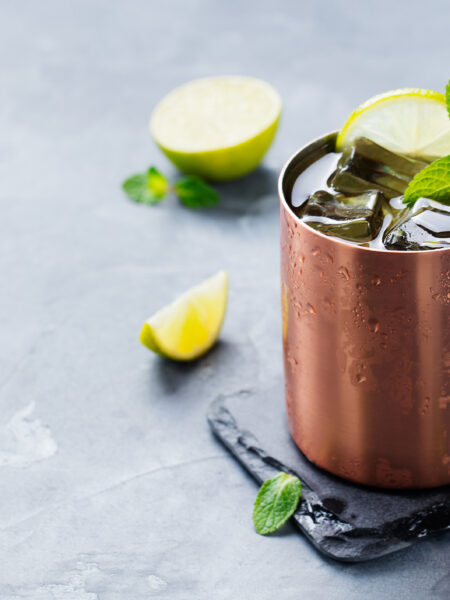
[{"left": 279, "top": 132, "right": 450, "bottom": 488}]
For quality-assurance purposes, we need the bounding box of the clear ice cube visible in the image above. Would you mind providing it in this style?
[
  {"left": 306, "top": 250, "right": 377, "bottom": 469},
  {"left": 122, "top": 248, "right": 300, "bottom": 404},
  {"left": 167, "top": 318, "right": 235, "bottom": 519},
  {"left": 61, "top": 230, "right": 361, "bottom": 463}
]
[
  {"left": 299, "top": 189, "right": 385, "bottom": 242},
  {"left": 329, "top": 137, "right": 428, "bottom": 199},
  {"left": 383, "top": 199, "right": 450, "bottom": 250}
]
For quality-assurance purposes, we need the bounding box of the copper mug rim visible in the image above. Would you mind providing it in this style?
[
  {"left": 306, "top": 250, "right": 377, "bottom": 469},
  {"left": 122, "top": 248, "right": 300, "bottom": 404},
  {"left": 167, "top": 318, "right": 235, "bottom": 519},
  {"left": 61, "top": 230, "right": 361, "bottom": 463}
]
[{"left": 278, "top": 130, "right": 450, "bottom": 257}]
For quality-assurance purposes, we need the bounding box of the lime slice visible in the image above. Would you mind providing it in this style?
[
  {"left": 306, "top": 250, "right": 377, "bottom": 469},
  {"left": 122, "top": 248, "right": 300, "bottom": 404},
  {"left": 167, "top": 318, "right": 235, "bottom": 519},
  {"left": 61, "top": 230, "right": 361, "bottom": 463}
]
[
  {"left": 336, "top": 89, "right": 450, "bottom": 160},
  {"left": 150, "top": 76, "right": 281, "bottom": 181},
  {"left": 140, "top": 271, "right": 228, "bottom": 361}
]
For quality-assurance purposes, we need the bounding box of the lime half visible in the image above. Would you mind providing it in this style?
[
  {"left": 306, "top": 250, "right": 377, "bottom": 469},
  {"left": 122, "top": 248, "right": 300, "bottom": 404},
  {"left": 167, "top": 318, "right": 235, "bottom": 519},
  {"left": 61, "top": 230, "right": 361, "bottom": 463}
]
[
  {"left": 150, "top": 77, "right": 281, "bottom": 181},
  {"left": 140, "top": 271, "right": 228, "bottom": 361},
  {"left": 336, "top": 89, "right": 450, "bottom": 160}
]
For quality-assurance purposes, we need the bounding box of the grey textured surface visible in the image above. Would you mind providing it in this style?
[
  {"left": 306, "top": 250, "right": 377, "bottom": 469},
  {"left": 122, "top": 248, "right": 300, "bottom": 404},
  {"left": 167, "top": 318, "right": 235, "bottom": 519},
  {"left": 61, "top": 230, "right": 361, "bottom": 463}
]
[{"left": 1, "top": 0, "right": 449, "bottom": 598}]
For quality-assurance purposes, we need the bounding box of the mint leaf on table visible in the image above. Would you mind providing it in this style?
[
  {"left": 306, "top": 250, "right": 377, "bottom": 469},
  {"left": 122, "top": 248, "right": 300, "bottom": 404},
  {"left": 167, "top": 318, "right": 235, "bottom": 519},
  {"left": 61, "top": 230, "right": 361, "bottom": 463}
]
[
  {"left": 122, "top": 167, "right": 169, "bottom": 205},
  {"left": 446, "top": 79, "right": 450, "bottom": 120},
  {"left": 174, "top": 176, "right": 219, "bottom": 209},
  {"left": 252, "top": 472, "right": 302, "bottom": 535},
  {"left": 403, "top": 156, "right": 450, "bottom": 207},
  {"left": 147, "top": 167, "right": 170, "bottom": 199}
]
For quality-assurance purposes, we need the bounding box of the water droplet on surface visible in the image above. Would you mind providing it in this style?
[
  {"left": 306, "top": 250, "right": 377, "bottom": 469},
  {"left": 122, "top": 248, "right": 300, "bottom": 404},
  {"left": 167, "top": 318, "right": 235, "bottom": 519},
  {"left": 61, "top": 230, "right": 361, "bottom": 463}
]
[
  {"left": 439, "top": 396, "right": 450, "bottom": 409},
  {"left": 307, "top": 303, "right": 317, "bottom": 314},
  {"left": 312, "top": 247, "right": 321, "bottom": 256},
  {"left": 350, "top": 361, "right": 368, "bottom": 385},
  {"left": 371, "top": 276, "right": 381, "bottom": 286},
  {"left": 368, "top": 318, "right": 380, "bottom": 333},
  {"left": 286, "top": 351, "right": 299, "bottom": 372},
  {"left": 419, "top": 396, "right": 431, "bottom": 416},
  {"left": 338, "top": 266, "right": 350, "bottom": 281}
]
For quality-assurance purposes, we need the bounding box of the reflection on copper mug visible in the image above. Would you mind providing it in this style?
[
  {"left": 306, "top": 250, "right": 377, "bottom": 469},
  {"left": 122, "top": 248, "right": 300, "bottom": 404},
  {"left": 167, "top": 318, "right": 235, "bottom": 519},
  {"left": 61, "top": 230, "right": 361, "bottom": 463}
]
[{"left": 279, "top": 132, "right": 450, "bottom": 489}]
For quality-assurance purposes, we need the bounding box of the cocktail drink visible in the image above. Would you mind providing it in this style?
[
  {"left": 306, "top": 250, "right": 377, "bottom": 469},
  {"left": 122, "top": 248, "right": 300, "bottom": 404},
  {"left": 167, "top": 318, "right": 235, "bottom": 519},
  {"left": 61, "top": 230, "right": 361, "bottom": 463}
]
[
  {"left": 291, "top": 136, "right": 449, "bottom": 250},
  {"left": 279, "top": 89, "right": 450, "bottom": 488}
]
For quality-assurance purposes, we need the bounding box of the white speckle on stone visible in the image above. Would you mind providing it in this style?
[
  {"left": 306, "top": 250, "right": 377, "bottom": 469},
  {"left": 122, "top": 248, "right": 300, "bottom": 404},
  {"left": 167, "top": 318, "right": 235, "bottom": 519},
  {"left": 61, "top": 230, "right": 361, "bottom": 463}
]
[
  {"left": 147, "top": 575, "right": 167, "bottom": 591},
  {"left": 0, "top": 401, "right": 57, "bottom": 467},
  {"left": 45, "top": 581, "right": 98, "bottom": 600}
]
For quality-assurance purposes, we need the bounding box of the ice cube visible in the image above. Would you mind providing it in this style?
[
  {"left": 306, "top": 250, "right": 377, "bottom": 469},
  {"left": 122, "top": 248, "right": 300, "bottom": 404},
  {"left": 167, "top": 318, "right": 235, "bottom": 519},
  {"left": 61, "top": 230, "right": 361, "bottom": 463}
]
[
  {"left": 329, "top": 137, "right": 428, "bottom": 199},
  {"left": 383, "top": 199, "right": 450, "bottom": 250},
  {"left": 298, "top": 189, "right": 385, "bottom": 242}
]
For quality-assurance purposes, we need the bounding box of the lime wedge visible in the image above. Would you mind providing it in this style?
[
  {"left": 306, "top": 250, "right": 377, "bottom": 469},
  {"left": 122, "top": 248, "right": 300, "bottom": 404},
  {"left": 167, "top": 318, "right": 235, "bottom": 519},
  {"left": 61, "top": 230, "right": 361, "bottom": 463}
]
[
  {"left": 336, "top": 89, "right": 450, "bottom": 160},
  {"left": 140, "top": 271, "right": 228, "bottom": 361},
  {"left": 150, "top": 77, "right": 281, "bottom": 181}
]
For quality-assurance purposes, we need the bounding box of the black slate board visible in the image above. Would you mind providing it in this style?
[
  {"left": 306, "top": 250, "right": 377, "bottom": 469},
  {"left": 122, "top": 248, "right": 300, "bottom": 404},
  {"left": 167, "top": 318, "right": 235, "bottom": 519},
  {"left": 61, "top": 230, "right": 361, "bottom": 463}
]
[{"left": 207, "top": 384, "right": 450, "bottom": 562}]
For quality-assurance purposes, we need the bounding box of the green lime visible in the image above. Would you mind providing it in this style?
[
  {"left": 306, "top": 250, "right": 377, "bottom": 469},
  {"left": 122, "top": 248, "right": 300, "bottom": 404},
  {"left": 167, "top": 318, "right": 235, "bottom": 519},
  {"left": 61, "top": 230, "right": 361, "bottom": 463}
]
[
  {"left": 337, "top": 88, "right": 450, "bottom": 160},
  {"left": 150, "top": 77, "right": 281, "bottom": 181}
]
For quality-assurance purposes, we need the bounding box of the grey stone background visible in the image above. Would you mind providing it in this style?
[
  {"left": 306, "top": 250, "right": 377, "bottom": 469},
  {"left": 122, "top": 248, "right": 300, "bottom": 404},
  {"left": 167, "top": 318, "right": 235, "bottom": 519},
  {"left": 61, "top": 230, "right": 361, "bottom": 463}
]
[{"left": 1, "top": 0, "right": 449, "bottom": 598}]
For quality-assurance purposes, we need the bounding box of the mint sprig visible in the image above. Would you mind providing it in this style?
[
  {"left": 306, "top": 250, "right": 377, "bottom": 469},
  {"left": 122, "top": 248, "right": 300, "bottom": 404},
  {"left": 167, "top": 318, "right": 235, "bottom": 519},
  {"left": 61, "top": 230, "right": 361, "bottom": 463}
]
[
  {"left": 404, "top": 156, "right": 450, "bottom": 207},
  {"left": 252, "top": 472, "right": 302, "bottom": 535},
  {"left": 175, "top": 176, "right": 219, "bottom": 209},
  {"left": 122, "top": 168, "right": 219, "bottom": 209}
]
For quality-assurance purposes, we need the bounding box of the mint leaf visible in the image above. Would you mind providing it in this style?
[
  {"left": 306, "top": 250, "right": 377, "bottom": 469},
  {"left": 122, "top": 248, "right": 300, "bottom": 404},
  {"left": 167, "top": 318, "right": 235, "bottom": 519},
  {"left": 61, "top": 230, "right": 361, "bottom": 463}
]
[
  {"left": 252, "top": 472, "right": 302, "bottom": 535},
  {"left": 122, "top": 174, "right": 149, "bottom": 203},
  {"left": 122, "top": 167, "right": 169, "bottom": 205},
  {"left": 147, "top": 167, "right": 169, "bottom": 199},
  {"left": 174, "top": 176, "right": 219, "bottom": 209},
  {"left": 446, "top": 79, "right": 450, "bottom": 120},
  {"left": 403, "top": 156, "right": 450, "bottom": 207}
]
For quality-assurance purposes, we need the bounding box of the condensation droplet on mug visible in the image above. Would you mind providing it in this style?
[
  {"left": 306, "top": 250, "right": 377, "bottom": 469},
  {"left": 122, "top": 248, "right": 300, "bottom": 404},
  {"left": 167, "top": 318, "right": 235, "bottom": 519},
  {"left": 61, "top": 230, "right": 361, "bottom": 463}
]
[
  {"left": 419, "top": 396, "right": 431, "bottom": 416},
  {"left": 337, "top": 266, "right": 351, "bottom": 281},
  {"left": 371, "top": 276, "right": 381, "bottom": 286},
  {"left": 311, "top": 247, "right": 321, "bottom": 256},
  {"left": 368, "top": 318, "right": 380, "bottom": 333},
  {"left": 350, "top": 361, "right": 367, "bottom": 385},
  {"left": 307, "top": 303, "right": 317, "bottom": 314},
  {"left": 439, "top": 396, "right": 450, "bottom": 409}
]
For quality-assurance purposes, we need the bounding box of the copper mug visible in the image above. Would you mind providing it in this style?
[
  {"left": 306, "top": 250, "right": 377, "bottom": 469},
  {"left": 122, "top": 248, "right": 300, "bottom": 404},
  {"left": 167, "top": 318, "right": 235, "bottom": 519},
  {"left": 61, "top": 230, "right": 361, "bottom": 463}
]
[{"left": 279, "top": 132, "right": 450, "bottom": 489}]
